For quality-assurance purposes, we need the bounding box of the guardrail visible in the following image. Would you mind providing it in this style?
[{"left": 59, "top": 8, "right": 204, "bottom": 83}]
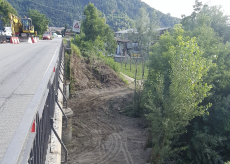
[{"left": 0, "top": 39, "right": 68, "bottom": 164}]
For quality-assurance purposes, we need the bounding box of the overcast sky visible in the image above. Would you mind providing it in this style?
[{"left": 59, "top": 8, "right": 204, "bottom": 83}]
[{"left": 141, "top": 0, "right": 230, "bottom": 18}]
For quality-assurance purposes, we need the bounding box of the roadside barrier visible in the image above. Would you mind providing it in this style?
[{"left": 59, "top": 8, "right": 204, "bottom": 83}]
[
  {"left": 10, "top": 37, "right": 20, "bottom": 44},
  {"left": 28, "top": 37, "right": 32, "bottom": 44},
  {"left": 31, "top": 37, "right": 37, "bottom": 43}
]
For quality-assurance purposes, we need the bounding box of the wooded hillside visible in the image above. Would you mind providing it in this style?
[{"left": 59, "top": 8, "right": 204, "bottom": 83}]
[{"left": 5, "top": 0, "right": 180, "bottom": 31}]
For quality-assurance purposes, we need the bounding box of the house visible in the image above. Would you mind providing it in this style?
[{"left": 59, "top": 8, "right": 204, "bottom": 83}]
[
  {"left": 113, "top": 27, "right": 170, "bottom": 63},
  {"left": 48, "top": 27, "right": 65, "bottom": 32},
  {"left": 114, "top": 27, "right": 171, "bottom": 56}
]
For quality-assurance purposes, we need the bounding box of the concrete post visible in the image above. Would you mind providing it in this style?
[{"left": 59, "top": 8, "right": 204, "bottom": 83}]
[
  {"left": 62, "top": 108, "right": 73, "bottom": 144},
  {"left": 65, "top": 81, "right": 70, "bottom": 100}
]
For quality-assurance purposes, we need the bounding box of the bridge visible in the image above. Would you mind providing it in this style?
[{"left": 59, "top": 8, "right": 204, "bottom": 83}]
[{"left": 0, "top": 38, "right": 69, "bottom": 164}]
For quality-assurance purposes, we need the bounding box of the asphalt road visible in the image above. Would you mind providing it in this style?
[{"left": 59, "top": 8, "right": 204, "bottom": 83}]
[{"left": 0, "top": 38, "right": 62, "bottom": 162}]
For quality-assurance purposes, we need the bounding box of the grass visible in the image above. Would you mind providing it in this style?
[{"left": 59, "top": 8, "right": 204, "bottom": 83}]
[
  {"left": 71, "top": 43, "right": 81, "bottom": 57},
  {"left": 119, "top": 63, "right": 148, "bottom": 80},
  {"left": 101, "top": 55, "right": 120, "bottom": 72},
  {"left": 63, "top": 37, "right": 67, "bottom": 44},
  {"left": 118, "top": 73, "right": 129, "bottom": 84}
]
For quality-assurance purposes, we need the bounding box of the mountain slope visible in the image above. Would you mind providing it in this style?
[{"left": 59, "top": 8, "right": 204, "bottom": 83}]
[{"left": 6, "top": 0, "right": 180, "bottom": 31}]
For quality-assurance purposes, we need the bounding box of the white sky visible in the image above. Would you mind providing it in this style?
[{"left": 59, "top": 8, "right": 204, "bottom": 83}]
[{"left": 141, "top": 0, "right": 230, "bottom": 18}]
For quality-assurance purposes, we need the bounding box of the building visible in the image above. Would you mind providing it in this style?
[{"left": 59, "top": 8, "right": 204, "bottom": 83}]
[
  {"left": 48, "top": 27, "right": 65, "bottom": 33},
  {"left": 113, "top": 27, "right": 170, "bottom": 63},
  {"left": 114, "top": 27, "right": 170, "bottom": 56}
]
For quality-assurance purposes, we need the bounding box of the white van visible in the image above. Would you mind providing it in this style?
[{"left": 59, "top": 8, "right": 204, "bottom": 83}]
[
  {"left": 52, "top": 33, "right": 58, "bottom": 38},
  {"left": 2, "top": 27, "right": 12, "bottom": 41}
]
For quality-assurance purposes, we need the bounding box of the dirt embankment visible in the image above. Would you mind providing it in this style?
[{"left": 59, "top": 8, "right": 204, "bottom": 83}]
[
  {"left": 70, "top": 54, "right": 125, "bottom": 92},
  {"left": 66, "top": 54, "right": 151, "bottom": 164}
]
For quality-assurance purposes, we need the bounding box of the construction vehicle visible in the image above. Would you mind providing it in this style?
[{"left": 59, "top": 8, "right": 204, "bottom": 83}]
[{"left": 9, "top": 13, "right": 36, "bottom": 41}]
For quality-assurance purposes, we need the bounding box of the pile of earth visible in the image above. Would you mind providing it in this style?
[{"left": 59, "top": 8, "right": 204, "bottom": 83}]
[{"left": 70, "top": 54, "right": 125, "bottom": 95}]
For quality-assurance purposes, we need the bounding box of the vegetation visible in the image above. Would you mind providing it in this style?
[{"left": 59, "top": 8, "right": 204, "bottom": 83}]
[
  {"left": 129, "top": 1, "right": 230, "bottom": 163},
  {"left": 71, "top": 3, "right": 119, "bottom": 75},
  {"left": 5, "top": 0, "right": 230, "bottom": 163},
  {"left": 120, "top": 63, "right": 148, "bottom": 80},
  {"left": 0, "top": 0, "right": 17, "bottom": 26},
  {"left": 143, "top": 25, "right": 213, "bottom": 163},
  {"left": 28, "top": 9, "right": 49, "bottom": 35},
  {"left": 6, "top": 0, "right": 180, "bottom": 31},
  {"left": 122, "top": 7, "right": 160, "bottom": 117},
  {"left": 175, "top": 1, "right": 230, "bottom": 163}
]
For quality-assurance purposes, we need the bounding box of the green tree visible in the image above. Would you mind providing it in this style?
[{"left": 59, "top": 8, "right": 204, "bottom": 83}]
[
  {"left": 83, "top": 3, "right": 105, "bottom": 42},
  {"left": 178, "top": 3, "right": 230, "bottom": 163},
  {"left": 143, "top": 25, "right": 212, "bottom": 163},
  {"left": 127, "top": 8, "right": 159, "bottom": 116},
  {"left": 182, "top": 0, "right": 230, "bottom": 43},
  {"left": 81, "top": 3, "right": 116, "bottom": 55},
  {"left": 0, "top": 0, "right": 17, "bottom": 26},
  {"left": 27, "top": 9, "right": 49, "bottom": 35}
]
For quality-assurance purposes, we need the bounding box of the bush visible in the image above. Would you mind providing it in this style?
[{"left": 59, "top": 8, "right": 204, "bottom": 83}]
[
  {"left": 38, "top": 35, "right": 42, "bottom": 40},
  {"left": 71, "top": 43, "right": 81, "bottom": 57},
  {"left": 100, "top": 55, "right": 120, "bottom": 72}
]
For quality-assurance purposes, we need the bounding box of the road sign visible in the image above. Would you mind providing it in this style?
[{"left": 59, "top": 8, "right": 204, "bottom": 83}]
[{"left": 72, "top": 20, "right": 81, "bottom": 33}]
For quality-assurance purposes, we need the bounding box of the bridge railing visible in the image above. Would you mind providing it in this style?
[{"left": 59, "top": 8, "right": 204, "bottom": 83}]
[{"left": 0, "top": 39, "right": 68, "bottom": 164}]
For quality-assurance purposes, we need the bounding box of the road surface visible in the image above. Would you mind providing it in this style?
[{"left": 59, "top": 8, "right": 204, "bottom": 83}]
[{"left": 0, "top": 38, "right": 62, "bottom": 161}]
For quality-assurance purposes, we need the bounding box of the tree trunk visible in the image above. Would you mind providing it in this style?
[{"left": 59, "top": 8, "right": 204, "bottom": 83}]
[
  {"left": 121, "top": 50, "right": 123, "bottom": 67},
  {"left": 130, "top": 53, "right": 131, "bottom": 71},
  {"left": 120, "top": 43, "right": 122, "bottom": 66},
  {"left": 142, "top": 55, "right": 145, "bottom": 81},
  {"left": 135, "top": 55, "right": 138, "bottom": 92},
  {"left": 125, "top": 49, "right": 127, "bottom": 68}
]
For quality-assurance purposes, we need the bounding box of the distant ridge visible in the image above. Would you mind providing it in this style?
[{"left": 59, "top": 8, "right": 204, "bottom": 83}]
[{"left": 6, "top": 0, "right": 180, "bottom": 31}]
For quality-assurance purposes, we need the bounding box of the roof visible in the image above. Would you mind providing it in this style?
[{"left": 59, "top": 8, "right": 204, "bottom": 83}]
[
  {"left": 115, "top": 27, "right": 171, "bottom": 34},
  {"left": 115, "top": 29, "right": 135, "bottom": 34},
  {"left": 48, "top": 27, "right": 65, "bottom": 31},
  {"left": 115, "top": 37, "right": 130, "bottom": 43}
]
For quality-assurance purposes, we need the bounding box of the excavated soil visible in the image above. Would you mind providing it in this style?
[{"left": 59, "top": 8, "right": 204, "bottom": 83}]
[
  {"left": 66, "top": 54, "right": 150, "bottom": 164},
  {"left": 70, "top": 54, "right": 125, "bottom": 92}
]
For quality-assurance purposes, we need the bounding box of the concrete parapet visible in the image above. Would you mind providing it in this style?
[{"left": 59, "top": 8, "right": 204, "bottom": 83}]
[{"left": 48, "top": 104, "right": 62, "bottom": 164}]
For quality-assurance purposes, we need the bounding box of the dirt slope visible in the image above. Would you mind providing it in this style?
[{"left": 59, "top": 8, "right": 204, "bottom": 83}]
[
  {"left": 66, "top": 54, "right": 150, "bottom": 164},
  {"left": 70, "top": 54, "right": 125, "bottom": 92}
]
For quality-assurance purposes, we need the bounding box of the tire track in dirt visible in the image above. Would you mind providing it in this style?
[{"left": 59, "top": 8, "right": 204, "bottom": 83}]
[
  {"left": 67, "top": 87, "right": 149, "bottom": 164},
  {"left": 90, "top": 118, "right": 122, "bottom": 164},
  {"left": 111, "top": 119, "right": 134, "bottom": 164},
  {"left": 72, "top": 123, "right": 100, "bottom": 159},
  {"left": 93, "top": 133, "right": 121, "bottom": 164},
  {"left": 74, "top": 118, "right": 121, "bottom": 164}
]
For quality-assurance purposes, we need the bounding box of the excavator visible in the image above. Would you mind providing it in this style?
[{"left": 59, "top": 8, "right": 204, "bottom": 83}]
[{"left": 9, "top": 13, "right": 37, "bottom": 41}]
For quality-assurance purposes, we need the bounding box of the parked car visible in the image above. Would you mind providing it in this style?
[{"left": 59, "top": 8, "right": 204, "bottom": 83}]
[
  {"left": 43, "top": 31, "right": 52, "bottom": 40},
  {"left": 43, "top": 34, "right": 52, "bottom": 40}
]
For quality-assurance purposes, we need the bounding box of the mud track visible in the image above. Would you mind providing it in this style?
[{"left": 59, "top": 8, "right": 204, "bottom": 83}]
[{"left": 66, "top": 87, "right": 150, "bottom": 164}]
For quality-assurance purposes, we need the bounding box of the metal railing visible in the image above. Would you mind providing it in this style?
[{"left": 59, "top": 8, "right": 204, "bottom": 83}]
[{"left": 0, "top": 39, "right": 68, "bottom": 164}]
